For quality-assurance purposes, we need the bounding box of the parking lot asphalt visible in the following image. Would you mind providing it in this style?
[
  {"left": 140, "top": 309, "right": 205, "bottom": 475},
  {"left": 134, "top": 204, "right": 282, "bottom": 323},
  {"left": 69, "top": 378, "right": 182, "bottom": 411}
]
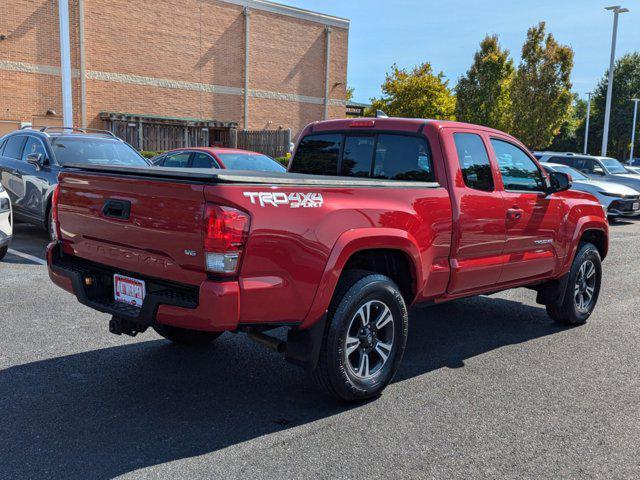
[{"left": 1, "top": 220, "right": 639, "bottom": 479}]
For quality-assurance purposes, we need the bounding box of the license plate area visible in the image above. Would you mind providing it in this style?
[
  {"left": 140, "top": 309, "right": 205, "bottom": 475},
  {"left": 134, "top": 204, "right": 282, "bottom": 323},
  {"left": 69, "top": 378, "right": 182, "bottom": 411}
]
[
  {"left": 633, "top": 202, "right": 639, "bottom": 211},
  {"left": 114, "top": 274, "right": 146, "bottom": 307}
]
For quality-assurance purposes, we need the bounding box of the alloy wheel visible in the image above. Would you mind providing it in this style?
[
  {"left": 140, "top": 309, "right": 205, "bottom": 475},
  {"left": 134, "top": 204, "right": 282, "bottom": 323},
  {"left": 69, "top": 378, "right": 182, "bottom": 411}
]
[
  {"left": 344, "top": 300, "right": 395, "bottom": 380},
  {"left": 574, "top": 259, "right": 597, "bottom": 313}
]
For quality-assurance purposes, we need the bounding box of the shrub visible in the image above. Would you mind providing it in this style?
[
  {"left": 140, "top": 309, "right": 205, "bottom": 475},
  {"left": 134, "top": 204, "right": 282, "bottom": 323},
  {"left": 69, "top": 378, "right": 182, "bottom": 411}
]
[
  {"left": 274, "top": 154, "right": 291, "bottom": 167},
  {"left": 140, "top": 150, "right": 163, "bottom": 159}
]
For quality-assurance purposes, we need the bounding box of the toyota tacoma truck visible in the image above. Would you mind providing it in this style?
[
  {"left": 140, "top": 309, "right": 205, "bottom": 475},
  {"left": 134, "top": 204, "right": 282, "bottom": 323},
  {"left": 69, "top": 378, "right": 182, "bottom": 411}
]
[{"left": 47, "top": 118, "right": 609, "bottom": 402}]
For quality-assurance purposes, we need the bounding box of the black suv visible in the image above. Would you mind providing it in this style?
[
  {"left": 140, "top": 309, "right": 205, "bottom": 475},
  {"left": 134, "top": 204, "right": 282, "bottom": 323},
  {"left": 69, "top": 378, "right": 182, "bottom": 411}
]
[{"left": 0, "top": 127, "right": 149, "bottom": 239}]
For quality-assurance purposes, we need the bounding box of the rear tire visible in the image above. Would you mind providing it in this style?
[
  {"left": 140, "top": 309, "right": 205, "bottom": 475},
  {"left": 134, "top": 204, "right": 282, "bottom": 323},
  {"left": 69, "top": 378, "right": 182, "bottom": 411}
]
[
  {"left": 0, "top": 246, "right": 7, "bottom": 261},
  {"left": 153, "top": 324, "right": 223, "bottom": 345},
  {"left": 47, "top": 207, "right": 56, "bottom": 241},
  {"left": 546, "top": 242, "right": 602, "bottom": 325},
  {"left": 312, "top": 270, "right": 408, "bottom": 402}
]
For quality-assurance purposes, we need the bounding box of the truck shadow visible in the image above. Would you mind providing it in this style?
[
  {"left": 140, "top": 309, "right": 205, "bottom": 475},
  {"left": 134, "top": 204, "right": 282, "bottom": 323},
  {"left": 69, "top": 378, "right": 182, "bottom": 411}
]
[{"left": 0, "top": 295, "right": 565, "bottom": 479}]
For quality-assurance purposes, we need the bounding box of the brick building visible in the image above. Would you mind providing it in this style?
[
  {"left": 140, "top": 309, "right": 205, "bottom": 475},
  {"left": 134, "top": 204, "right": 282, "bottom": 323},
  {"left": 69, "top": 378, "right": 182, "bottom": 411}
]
[{"left": 0, "top": 0, "right": 349, "bottom": 151}]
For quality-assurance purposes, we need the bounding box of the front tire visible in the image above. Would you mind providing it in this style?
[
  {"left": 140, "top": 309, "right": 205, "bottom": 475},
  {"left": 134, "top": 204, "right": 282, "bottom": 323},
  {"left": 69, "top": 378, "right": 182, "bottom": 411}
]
[
  {"left": 312, "top": 271, "right": 408, "bottom": 402},
  {"left": 546, "top": 242, "right": 602, "bottom": 325},
  {"left": 0, "top": 246, "right": 7, "bottom": 261},
  {"left": 153, "top": 324, "right": 223, "bottom": 345}
]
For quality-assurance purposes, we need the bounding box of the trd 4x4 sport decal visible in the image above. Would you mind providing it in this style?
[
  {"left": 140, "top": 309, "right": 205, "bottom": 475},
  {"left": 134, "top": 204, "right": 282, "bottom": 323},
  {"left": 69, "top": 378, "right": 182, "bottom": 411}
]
[{"left": 243, "top": 192, "right": 324, "bottom": 208}]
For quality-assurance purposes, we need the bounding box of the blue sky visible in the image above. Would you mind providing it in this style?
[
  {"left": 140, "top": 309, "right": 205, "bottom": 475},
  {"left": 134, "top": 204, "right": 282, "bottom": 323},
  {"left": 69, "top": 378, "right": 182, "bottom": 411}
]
[{"left": 284, "top": 0, "right": 640, "bottom": 104}]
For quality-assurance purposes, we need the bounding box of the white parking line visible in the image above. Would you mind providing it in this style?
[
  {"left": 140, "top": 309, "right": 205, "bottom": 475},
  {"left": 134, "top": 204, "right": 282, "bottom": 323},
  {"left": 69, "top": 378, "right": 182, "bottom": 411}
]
[{"left": 7, "top": 248, "right": 47, "bottom": 265}]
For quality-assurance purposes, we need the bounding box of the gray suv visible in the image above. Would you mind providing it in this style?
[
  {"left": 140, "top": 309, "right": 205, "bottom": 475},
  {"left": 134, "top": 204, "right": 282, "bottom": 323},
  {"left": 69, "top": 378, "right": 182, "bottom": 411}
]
[
  {"left": 534, "top": 151, "right": 640, "bottom": 194},
  {"left": 0, "top": 127, "right": 149, "bottom": 239}
]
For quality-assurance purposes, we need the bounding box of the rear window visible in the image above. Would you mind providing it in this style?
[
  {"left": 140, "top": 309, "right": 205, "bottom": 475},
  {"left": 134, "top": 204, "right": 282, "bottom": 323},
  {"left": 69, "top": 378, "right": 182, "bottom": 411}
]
[
  {"left": 3, "top": 136, "right": 26, "bottom": 160},
  {"left": 51, "top": 137, "right": 148, "bottom": 166},
  {"left": 217, "top": 153, "right": 286, "bottom": 172},
  {"left": 290, "top": 134, "right": 342, "bottom": 175},
  {"left": 291, "top": 132, "right": 434, "bottom": 182},
  {"left": 373, "top": 134, "right": 433, "bottom": 181},
  {"left": 340, "top": 135, "right": 375, "bottom": 177}
]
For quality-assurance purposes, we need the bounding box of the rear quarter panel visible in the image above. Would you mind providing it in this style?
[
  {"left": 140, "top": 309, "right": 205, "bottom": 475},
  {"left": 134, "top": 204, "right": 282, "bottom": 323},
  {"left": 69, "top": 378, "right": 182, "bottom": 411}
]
[{"left": 205, "top": 184, "right": 453, "bottom": 326}]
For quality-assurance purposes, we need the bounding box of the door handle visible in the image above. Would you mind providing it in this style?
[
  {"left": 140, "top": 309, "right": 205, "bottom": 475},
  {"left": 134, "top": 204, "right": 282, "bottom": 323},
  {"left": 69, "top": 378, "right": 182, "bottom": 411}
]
[{"left": 507, "top": 207, "right": 523, "bottom": 219}]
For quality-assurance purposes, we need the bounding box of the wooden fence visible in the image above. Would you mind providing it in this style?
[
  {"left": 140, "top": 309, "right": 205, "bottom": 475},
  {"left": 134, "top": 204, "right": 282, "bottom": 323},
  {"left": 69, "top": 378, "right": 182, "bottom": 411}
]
[
  {"left": 237, "top": 129, "right": 292, "bottom": 158},
  {"left": 101, "top": 113, "right": 293, "bottom": 158}
]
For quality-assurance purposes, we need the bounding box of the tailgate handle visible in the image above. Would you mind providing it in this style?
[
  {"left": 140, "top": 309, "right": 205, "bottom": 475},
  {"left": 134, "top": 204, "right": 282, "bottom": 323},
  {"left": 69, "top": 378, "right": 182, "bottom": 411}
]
[{"left": 102, "top": 200, "right": 131, "bottom": 220}]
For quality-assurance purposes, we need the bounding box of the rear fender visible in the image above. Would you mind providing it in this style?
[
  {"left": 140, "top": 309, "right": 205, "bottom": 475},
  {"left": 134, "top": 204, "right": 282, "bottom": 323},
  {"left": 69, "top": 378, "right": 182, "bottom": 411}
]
[{"left": 299, "top": 228, "right": 422, "bottom": 329}]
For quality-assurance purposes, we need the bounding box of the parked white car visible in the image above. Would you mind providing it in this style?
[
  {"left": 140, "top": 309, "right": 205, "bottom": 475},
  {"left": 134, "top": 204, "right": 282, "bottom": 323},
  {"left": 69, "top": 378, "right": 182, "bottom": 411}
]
[
  {"left": 542, "top": 163, "right": 640, "bottom": 219},
  {"left": 0, "top": 182, "right": 12, "bottom": 260}
]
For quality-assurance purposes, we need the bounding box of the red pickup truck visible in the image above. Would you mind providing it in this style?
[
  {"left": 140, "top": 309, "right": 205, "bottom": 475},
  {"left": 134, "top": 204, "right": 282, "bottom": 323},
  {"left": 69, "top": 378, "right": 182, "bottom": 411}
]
[{"left": 47, "top": 118, "right": 608, "bottom": 401}]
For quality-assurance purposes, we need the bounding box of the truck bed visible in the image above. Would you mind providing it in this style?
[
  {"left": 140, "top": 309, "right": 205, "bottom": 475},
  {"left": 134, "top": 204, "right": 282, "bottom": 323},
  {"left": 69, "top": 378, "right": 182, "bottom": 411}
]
[
  {"left": 61, "top": 163, "right": 440, "bottom": 188},
  {"left": 50, "top": 164, "right": 453, "bottom": 331}
]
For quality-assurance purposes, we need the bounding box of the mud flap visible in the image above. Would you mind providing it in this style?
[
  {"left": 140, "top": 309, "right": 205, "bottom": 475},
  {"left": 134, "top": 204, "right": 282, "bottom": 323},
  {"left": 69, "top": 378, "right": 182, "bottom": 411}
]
[
  {"left": 285, "top": 313, "right": 327, "bottom": 370},
  {"left": 535, "top": 273, "right": 570, "bottom": 307}
]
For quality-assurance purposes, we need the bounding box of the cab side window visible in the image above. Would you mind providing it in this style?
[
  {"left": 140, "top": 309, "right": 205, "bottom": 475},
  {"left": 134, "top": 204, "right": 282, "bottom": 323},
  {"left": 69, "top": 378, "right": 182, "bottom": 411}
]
[
  {"left": 163, "top": 152, "right": 191, "bottom": 168},
  {"left": 574, "top": 157, "right": 603, "bottom": 175},
  {"left": 191, "top": 152, "right": 218, "bottom": 169},
  {"left": 453, "top": 133, "right": 494, "bottom": 191},
  {"left": 3, "top": 136, "right": 26, "bottom": 160},
  {"left": 548, "top": 156, "right": 574, "bottom": 167},
  {"left": 490, "top": 139, "right": 545, "bottom": 192},
  {"left": 21, "top": 136, "right": 47, "bottom": 161}
]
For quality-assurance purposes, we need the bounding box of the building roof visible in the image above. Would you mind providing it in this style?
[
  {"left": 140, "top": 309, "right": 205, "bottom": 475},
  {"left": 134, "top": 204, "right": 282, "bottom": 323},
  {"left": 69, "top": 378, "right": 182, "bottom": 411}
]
[{"left": 222, "top": 0, "right": 350, "bottom": 28}]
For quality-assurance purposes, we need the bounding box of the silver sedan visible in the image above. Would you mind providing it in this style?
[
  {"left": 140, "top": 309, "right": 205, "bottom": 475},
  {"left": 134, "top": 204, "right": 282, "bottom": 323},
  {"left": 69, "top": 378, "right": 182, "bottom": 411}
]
[{"left": 543, "top": 163, "right": 640, "bottom": 219}]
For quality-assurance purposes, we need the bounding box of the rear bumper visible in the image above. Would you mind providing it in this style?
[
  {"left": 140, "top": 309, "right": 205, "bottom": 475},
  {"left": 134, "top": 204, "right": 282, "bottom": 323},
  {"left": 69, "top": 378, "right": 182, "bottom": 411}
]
[{"left": 46, "top": 242, "right": 240, "bottom": 332}]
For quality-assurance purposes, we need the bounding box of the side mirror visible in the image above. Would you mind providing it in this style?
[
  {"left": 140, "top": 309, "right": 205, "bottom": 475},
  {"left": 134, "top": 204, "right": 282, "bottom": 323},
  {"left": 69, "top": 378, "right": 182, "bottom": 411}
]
[
  {"left": 26, "top": 153, "right": 44, "bottom": 169},
  {"left": 547, "top": 171, "right": 572, "bottom": 194}
]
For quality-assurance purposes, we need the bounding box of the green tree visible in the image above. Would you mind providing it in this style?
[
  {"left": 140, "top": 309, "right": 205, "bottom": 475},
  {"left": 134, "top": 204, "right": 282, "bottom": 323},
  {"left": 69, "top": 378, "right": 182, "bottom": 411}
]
[
  {"left": 455, "top": 35, "right": 514, "bottom": 131},
  {"left": 585, "top": 52, "right": 640, "bottom": 160},
  {"left": 367, "top": 62, "right": 456, "bottom": 119},
  {"left": 511, "top": 22, "right": 574, "bottom": 149},
  {"left": 547, "top": 93, "right": 587, "bottom": 151},
  {"left": 346, "top": 85, "right": 355, "bottom": 102}
]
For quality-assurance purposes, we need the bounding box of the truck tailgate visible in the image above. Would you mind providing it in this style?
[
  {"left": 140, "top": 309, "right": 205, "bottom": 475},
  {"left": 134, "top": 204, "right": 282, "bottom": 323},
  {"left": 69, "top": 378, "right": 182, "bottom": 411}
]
[{"left": 57, "top": 172, "right": 207, "bottom": 286}]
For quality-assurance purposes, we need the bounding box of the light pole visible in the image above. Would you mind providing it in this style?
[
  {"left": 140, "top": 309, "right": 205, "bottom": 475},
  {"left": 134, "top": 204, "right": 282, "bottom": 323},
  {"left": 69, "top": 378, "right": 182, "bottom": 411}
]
[
  {"left": 584, "top": 92, "right": 592, "bottom": 154},
  {"left": 58, "top": 0, "right": 73, "bottom": 127},
  {"left": 601, "top": 6, "right": 629, "bottom": 156},
  {"left": 630, "top": 98, "right": 640, "bottom": 161}
]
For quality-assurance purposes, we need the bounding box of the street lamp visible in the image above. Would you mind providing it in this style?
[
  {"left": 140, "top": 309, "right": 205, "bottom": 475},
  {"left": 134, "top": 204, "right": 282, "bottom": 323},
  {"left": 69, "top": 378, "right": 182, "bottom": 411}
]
[
  {"left": 630, "top": 98, "right": 640, "bottom": 161},
  {"left": 601, "top": 5, "right": 629, "bottom": 157},
  {"left": 584, "top": 92, "right": 592, "bottom": 155}
]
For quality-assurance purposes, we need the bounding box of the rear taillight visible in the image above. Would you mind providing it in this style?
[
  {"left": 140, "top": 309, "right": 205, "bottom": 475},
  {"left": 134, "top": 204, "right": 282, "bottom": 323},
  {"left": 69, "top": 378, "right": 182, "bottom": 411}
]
[
  {"left": 51, "top": 185, "right": 61, "bottom": 240},
  {"left": 203, "top": 204, "right": 250, "bottom": 275}
]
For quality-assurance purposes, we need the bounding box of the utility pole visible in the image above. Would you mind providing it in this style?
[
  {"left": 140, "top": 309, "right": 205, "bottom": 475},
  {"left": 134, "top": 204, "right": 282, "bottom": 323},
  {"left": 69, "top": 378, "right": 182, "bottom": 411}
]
[
  {"left": 630, "top": 98, "right": 640, "bottom": 161},
  {"left": 601, "top": 5, "right": 629, "bottom": 156},
  {"left": 584, "top": 92, "right": 592, "bottom": 155},
  {"left": 58, "top": 0, "right": 73, "bottom": 127}
]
